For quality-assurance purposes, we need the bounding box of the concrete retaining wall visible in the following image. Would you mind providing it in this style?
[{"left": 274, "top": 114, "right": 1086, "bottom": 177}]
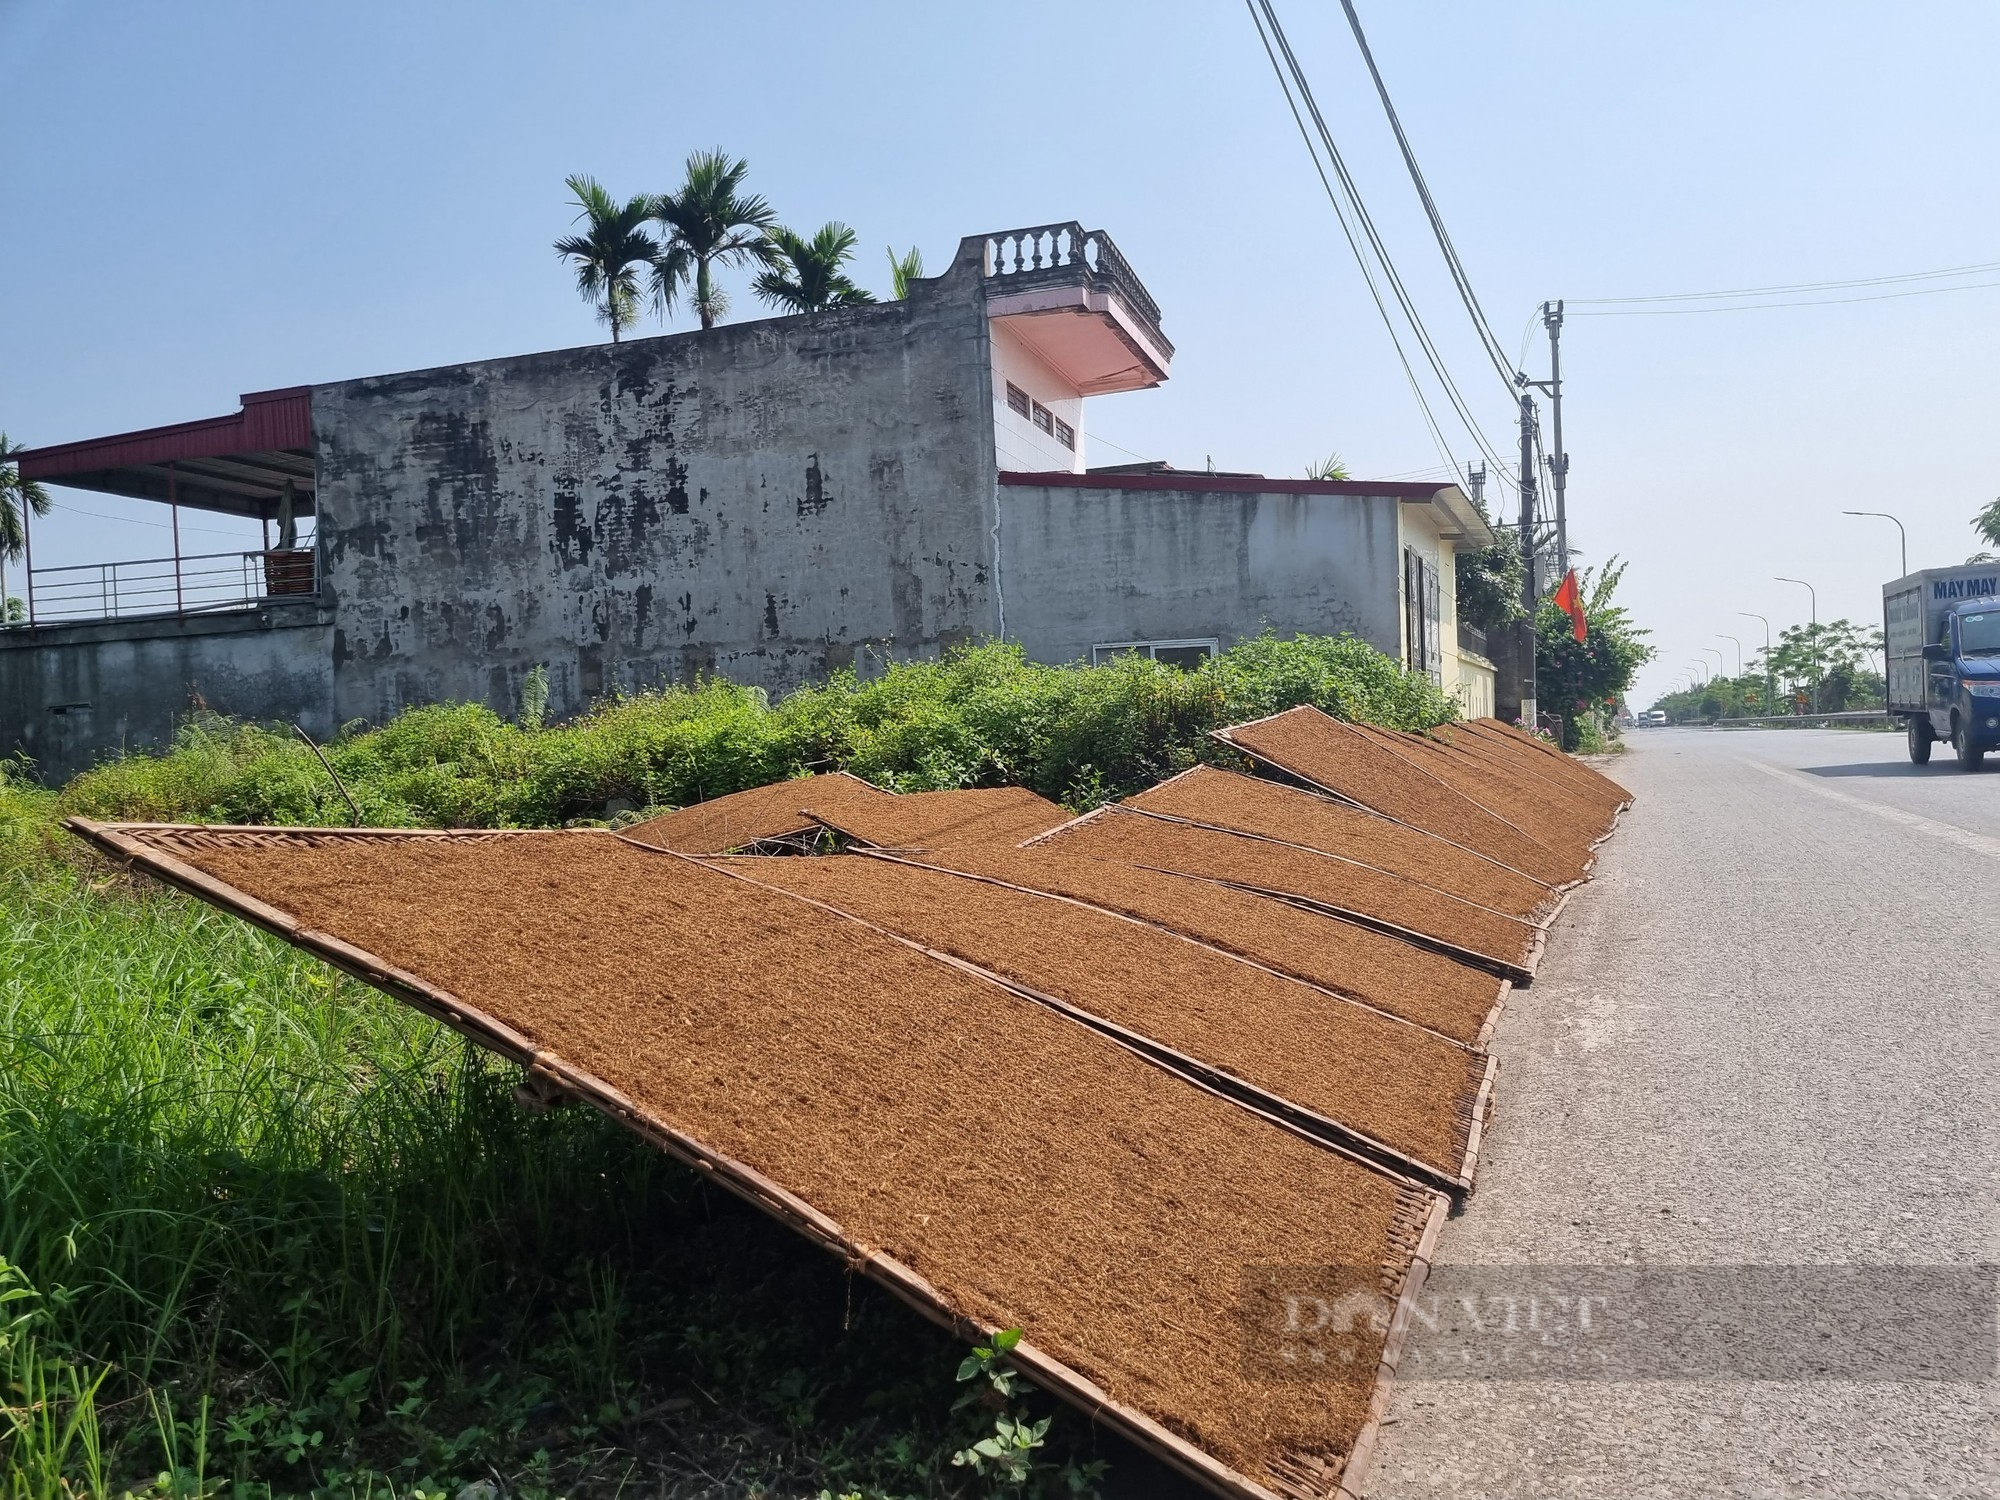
[{"left": 0, "top": 603, "right": 334, "bottom": 782}]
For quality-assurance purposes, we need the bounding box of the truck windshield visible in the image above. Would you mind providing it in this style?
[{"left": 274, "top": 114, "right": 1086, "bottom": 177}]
[{"left": 1961, "top": 611, "right": 2000, "bottom": 656}]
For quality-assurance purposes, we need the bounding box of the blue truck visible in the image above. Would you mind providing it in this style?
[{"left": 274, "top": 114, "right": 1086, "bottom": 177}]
[{"left": 1885, "top": 564, "right": 2000, "bottom": 768}]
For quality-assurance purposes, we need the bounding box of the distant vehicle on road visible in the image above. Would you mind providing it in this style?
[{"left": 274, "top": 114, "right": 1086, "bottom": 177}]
[
  {"left": 1884, "top": 564, "right": 2000, "bottom": 768},
  {"left": 1645, "top": 710, "right": 1668, "bottom": 726}
]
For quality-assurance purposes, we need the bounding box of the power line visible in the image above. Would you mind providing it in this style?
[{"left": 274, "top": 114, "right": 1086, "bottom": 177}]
[
  {"left": 1573, "top": 258, "right": 2000, "bottom": 306},
  {"left": 1246, "top": 0, "right": 1520, "bottom": 492},
  {"left": 45, "top": 498, "right": 270, "bottom": 542},
  {"left": 1334, "top": 0, "right": 1519, "bottom": 395},
  {"left": 1244, "top": 0, "right": 1470, "bottom": 489},
  {"left": 1571, "top": 279, "right": 2000, "bottom": 317}
]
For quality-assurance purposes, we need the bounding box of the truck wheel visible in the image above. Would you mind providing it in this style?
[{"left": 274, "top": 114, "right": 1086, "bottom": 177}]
[
  {"left": 1953, "top": 719, "right": 1986, "bottom": 770},
  {"left": 1907, "top": 716, "right": 1933, "bottom": 764}
]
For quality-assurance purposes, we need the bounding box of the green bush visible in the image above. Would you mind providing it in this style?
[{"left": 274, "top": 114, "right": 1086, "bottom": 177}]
[{"left": 56, "top": 634, "right": 1460, "bottom": 829}]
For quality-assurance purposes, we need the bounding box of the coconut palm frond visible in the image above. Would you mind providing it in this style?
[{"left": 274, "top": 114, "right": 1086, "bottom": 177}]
[
  {"left": 1, "top": 433, "right": 52, "bottom": 564},
  {"left": 553, "top": 175, "right": 659, "bottom": 342},
  {"left": 887, "top": 245, "right": 924, "bottom": 300},
  {"left": 652, "top": 150, "right": 782, "bottom": 329},
  {"left": 754, "top": 223, "right": 876, "bottom": 314}
]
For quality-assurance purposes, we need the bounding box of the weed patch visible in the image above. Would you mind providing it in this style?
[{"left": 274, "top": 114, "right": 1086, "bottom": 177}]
[{"left": 54, "top": 635, "right": 1458, "bottom": 828}]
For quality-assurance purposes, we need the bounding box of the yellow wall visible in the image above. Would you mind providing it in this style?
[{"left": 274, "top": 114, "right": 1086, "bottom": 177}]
[{"left": 1397, "top": 502, "right": 1496, "bottom": 720}]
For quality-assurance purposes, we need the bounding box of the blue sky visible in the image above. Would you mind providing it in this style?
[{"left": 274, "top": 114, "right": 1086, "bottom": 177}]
[{"left": 5, "top": 0, "right": 1996, "bottom": 707}]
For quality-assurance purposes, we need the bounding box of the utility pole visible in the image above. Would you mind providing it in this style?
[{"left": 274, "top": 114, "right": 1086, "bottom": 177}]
[
  {"left": 1518, "top": 393, "right": 1539, "bottom": 728},
  {"left": 1467, "top": 461, "right": 1486, "bottom": 514},
  {"left": 1543, "top": 301, "right": 1569, "bottom": 571}
]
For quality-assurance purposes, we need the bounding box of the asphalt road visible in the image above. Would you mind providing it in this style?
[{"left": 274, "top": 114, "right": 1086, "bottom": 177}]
[{"left": 1367, "top": 728, "right": 1999, "bottom": 1498}]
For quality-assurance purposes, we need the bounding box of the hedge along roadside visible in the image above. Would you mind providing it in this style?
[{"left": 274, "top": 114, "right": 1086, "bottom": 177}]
[{"left": 54, "top": 634, "right": 1462, "bottom": 830}]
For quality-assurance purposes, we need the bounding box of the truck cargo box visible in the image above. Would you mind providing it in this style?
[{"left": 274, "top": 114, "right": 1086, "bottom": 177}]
[{"left": 1883, "top": 565, "right": 2000, "bottom": 713}]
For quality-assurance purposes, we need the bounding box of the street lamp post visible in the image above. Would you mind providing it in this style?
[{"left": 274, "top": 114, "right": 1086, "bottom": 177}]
[
  {"left": 1775, "top": 577, "right": 1820, "bottom": 714},
  {"left": 1739, "top": 612, "right": 1774, "bottom": 716},
  {"left": 1704, "top": 647, "right": 1726, "bottom": 676},
  {"left": 1843, "top": 510, "right": 1908, "bottom": 580},
  {"left": 1717, "top": 634, "right": 1743, "bottom": 674}
]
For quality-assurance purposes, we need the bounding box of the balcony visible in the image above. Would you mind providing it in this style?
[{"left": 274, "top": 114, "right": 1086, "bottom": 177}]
[
  {"left": 976, "top": 223, "right": 1172, "bottom": 395},
  {"left": 14, "top": 547, "right": 319, "bottom": 627}
]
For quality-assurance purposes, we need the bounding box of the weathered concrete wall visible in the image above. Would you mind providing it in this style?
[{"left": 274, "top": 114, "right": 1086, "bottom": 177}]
[
  {"left": 996, "top": 484, "right": 1403, "bottom": 664},
  {"left": 0, "top": 602, "right": 333, "bottom": 782},
  {"left": 314, "top": 254, "right": 999, "bottom": 727}
]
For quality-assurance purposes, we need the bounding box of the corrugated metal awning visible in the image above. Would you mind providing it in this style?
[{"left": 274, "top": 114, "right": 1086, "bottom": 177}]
[{"left": 12, "top": 387, "right": 314, "bottom": 518}]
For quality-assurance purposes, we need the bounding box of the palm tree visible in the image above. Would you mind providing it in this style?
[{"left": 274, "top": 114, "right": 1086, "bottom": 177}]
[
  {"left": 1, "top": 433, "right": 51, "bottom": 621},
  {"left": 1303, "top": 453, "right": 1351, "bottom": 481},
  {"left": 754, "top": 224, "right": 877, "bottom": 314},
  {"left": 650, "top": 150, "right": 779, "bottom": 330},
  {"left": 553, "top": 175, "right": 659, "bottom": 342},
  {"left": 886, "top": 245, "right": 924, "bottom": 300}
]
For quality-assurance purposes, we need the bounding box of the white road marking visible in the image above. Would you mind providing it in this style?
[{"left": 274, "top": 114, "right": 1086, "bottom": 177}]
[{"left": 1745, "top": 757, "right": 2000, "bottom": 862}]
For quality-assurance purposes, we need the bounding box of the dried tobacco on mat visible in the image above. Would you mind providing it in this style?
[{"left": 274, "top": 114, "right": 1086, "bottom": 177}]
[
  {"left": 1126, "top": 766, "right": 1555, "bottom": 919},
  {"left": 1217, "top": 707, "right": 1578, "bottom": 886},
  {"left": 919, "top": 844, "right": 1506, "bottom": 1046},
  {"left": 714, "top": 852, "right": 1484, "bottom": 1176},
  {"left": 805, "top": 786, "right": 1072, "bottom": 850},
  {"left": 1352, "top": 727, "right": 1606, "bottom": 857},
  {"left": 1035, "top": 809, "right": 1539, "bottom": 970},
  {"left": 623, "top": 772, "right": 887, "bottom": 853},
  {"left": 160, "top": 829, "right": 1436, "bottom": 1487}
]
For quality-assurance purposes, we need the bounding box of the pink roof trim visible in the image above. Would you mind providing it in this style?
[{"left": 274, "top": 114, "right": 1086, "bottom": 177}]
[{"left": 998, "top": 470, "right": 1456, "bottom": 499}]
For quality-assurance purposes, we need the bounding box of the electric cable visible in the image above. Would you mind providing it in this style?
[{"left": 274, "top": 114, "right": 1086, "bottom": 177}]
[
  {"left": 1336, "top": 0, "right": 1520, "bottom": 393},
  {"left": 1570, "top": 279, "right": 2000, "bottom": 316},
  {"left": 1245, "top": 0, "right": 1470, "bottom": 489},
  {"left": 1247, "top": 0, "right": 1520, "bottom": 491},
  {"left": 1258, "top": 0, "right": 1515, "bottom": 483},
  {"left": 1573, "top": 258, "right": 2000, "bottom": 306}
]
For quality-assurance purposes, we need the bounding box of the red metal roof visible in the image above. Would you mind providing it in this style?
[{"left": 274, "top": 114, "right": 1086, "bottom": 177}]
[
  {"left": 11, "top": 388, "right": 314, "bottom": 518},
  {"left": 13, "top": 388, "right": 311, "bottom": 479}
]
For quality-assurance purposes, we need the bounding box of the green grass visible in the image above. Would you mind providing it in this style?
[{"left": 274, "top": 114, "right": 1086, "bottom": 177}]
[
  {"left": 4, "top": 632, "right": 1456, "bottom": 1496},
  {"left": 0, "top": 843, "right": 1112, "bottom": 1498}
]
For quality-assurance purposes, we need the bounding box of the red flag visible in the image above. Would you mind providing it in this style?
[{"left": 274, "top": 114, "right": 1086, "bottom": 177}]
[{"left": 1554, "top": 568, "right": 1587, "bottom": 642}]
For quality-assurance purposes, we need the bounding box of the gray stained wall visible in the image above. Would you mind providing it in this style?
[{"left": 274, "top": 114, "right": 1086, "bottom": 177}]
[
  {"left": 0, "top": 603, "right": 333, "bottom": 783},
  {"left": 997, "top": 483, "right": 1403, "bottom": 663},
  {"left": 314, "top": 253, "right": 999, "bottom": 727}
]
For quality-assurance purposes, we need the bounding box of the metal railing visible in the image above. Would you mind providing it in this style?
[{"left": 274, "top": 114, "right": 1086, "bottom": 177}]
[
  {"left": 1710, "top": 711, "right": 1895, "bottom": 729},
  {"left": 1457, "top": 622, "right": 1489, "bottom": 658},
  {"left": 14, "top": 547, "right": 318, "bottom": 626},
  {"left": 981, "top": 222, "right": 1170, "bottom": 348}
]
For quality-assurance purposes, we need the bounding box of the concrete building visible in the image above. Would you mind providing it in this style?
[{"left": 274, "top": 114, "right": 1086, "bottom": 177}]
[{"left": 4, "top": 222, "right": 1496, "bottom": 781}]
